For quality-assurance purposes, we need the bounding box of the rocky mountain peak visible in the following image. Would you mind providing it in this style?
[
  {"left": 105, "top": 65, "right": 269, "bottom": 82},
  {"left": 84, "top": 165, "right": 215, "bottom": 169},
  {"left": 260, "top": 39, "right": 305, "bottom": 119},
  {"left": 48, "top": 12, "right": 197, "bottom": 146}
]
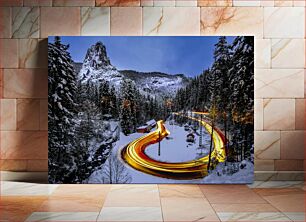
[{"left": 83, "top": 41, "right": 112, "bottom": 70}]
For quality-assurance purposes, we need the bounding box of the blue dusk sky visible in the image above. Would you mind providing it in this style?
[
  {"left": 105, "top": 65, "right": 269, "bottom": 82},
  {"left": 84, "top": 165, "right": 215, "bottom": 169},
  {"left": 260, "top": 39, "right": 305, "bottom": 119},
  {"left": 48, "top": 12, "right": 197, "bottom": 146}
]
[{"left": 49, "top": 36, "right": 236, "bottom": 77}]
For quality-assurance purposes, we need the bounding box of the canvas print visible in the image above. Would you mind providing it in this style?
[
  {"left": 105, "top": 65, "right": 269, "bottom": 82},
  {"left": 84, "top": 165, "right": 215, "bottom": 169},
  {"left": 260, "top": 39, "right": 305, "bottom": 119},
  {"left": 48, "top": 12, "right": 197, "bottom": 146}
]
[{"left": 48, "top": 36, "right": 254, "bottom": 184}]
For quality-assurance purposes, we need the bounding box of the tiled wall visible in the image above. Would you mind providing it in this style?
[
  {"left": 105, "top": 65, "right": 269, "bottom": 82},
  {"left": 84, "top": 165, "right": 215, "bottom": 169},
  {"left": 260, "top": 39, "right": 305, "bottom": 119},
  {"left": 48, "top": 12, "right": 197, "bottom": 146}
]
[{"left": 0, "top": 0, "right": 305, "bottom": 180}]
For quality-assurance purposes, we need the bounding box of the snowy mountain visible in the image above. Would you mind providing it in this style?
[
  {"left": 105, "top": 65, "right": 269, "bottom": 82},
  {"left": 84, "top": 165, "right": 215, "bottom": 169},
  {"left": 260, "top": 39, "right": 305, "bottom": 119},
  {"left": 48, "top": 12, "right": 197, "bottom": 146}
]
[{"left": 76, "top": 41, "right": 189, "bottom": 98}]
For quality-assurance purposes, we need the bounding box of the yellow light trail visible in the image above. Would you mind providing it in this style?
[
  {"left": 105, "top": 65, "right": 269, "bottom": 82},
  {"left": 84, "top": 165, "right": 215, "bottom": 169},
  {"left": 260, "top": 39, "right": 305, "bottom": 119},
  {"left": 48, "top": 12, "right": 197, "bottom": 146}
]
[{"left": 121, "top": 112, "right": 226, "bottom": 180}]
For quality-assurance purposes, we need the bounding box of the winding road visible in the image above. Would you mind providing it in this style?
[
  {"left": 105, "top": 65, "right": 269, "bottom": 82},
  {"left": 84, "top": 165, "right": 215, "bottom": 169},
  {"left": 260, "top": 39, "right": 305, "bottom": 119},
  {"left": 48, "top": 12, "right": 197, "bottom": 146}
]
[{"left": 121, "top": 112, "right": 226, "bottom": 180}]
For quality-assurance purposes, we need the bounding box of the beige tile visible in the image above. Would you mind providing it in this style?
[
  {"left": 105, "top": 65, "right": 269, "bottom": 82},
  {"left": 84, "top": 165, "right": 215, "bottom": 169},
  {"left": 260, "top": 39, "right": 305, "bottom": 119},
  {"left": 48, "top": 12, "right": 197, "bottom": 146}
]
[
  {"left": 0, "top": 39, "right": 18, "bottom": 68},
  {"left": 295, "top": 99, "right": 304, "bottom": 130},
  {"left": 0, "top": 0, "right": 22, "bottom": 6},
  {"left": 96, "top": 0, "right": 140, "bottom": 6},
  {"left": 41, "top": 7, "right": 80, "bottom": 38},
  {"left": 176, "top": 0, "right": 197, "bottom": 6},
  {"left": 293, "top": 0, "right": 305, "bottom": 6},
  {"left": 53, "top": 0, "right": 95, "bottom": 6},
  {"left": 25, "top": 212, "right": 99, "bottom": 221},
  {"left": 98, "top": 207, "right": 163, "bottom": 221},
  {"left": 280, "top": 131, "right": 304, "bottom": 159},
  {"left": 256, "top": 69, "right": 304, "bottom": 98},
  {"left": 12, "top": 7, "right": 39, "bottom": 38},
  {"left": 161, "top": 197, "right": 219, "bottom": 221},
  {"left": 103, "top": 185, "right": 160, "bottom": 207},
  {"left": 0, "top": 159, "right": 27, "bottom": 171},
  {"left": 1, "top": 131, "right": 48, "bottom": 159},
  {"left": 255, "top": 99, "right": 263, "bottom": 130},
  {"left": 141, "top": 0, "right": 153, "bottom": 6},
  {"left": 272, "top": 39, "right": 305, "bottom": 68},
  {"left": 81, "top": 7, "right": 110, "bottom": 36},
  {"left": 233, "top": 0, "right": 261, "bottom": 6},
  {"left": 143, "top": 7, "right": 200, "bottom": 35},
  {"left": 198, "top": 0, "right": 232, "bottom": 6},
  {"left": 212, "top": 203, "right": 278, "bottom": 212},
  {"left": 3, "top": 69, "right": 48, "bottom": 99},
  {"left": 159, "top": 184, "right": 204, "bottom": 198},
  {"left": 305, "top": 70, "right": 306, "bottom": 98},
  {"left": 39, "top": 99, "right": 48, "bottom": 130},
  {"left": 264, "top": 7, "right": 305, "bottom": 38},
  {"left": 0, "top": 69, "right": 2, "bottom": 98},
  {"left": 255, "top": 131, "right": 280, "bottom": 160},
  {"left": 200, "top": 7, "right": 263, "bottom": 37},
  {"left": 217, "top": 212, "right": 291, "bottom": 221},
  {"left": 274, "top": 0, "right": 293, "bottom": 6},
  {"left": 27, "top": 159, "right": 48, "bottom": 171},
  {"left": 254, "top": 159, "right": 275, "bottom": 171},
  {"left": 263, "top": 99, "right": 295, "bottom": 130},
  {"left": 0, "top": 7, "right": 11, "bottom": 38},
  {"left": 260, "top": 0, "right": 274, "bottom": 6},
  {"left": 199, "top": 185, "right": 266, "bottom": 204},
  {"left": 154, "top": 0, "right": 175, "bottom": 6},
  {"left": 23, "top": 0, "right": 52, "bottom": 6},
  {"left": 17, "top": 99, "right": 40, "bottom": 130},
  {"left": 275, "top": 160, "right": 304, "bottom": 171},
  {"left": 110, "top": 7, "right": 142, "bottom": 35},
  {"left": 19, "top": 39, "right": 48, "bottom": 68},
  {"left": 255, "top": 39, "right": 271, "bottom": 68},
  {"left": 0, "top": 99, "right": 16, "bottom": 131}
]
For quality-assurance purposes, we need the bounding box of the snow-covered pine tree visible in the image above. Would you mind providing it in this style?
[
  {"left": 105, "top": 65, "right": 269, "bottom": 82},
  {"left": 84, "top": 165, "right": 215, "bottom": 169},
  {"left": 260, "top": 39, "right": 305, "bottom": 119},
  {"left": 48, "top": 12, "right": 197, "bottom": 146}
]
[{"left": 48, "top": 36, "right": 77, "bottom": 183}]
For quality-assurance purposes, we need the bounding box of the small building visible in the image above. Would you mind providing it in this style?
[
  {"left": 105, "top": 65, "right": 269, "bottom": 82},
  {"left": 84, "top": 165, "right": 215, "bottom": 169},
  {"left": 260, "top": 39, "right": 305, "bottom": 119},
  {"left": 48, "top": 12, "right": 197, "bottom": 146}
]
[{"left": 136, "top": 120, "right": 156, "bottom": 133}]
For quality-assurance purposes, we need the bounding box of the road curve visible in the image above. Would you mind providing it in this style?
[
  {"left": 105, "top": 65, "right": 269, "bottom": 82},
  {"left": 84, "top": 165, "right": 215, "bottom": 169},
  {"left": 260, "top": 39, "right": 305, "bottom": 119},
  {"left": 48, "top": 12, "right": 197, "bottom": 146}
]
[{"left": 121, "top": 113, "right": 226, "bottom": 180}]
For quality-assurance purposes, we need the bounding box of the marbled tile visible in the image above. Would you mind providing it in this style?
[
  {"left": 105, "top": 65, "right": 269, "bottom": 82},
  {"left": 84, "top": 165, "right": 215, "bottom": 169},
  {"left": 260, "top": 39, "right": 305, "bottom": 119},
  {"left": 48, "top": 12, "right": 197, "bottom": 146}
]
[
  {"left": 275, "top": 160, "right": 304, "bottom": 171},
  {"left": 255, "top": 131, "right": 280, "bottom": 160},
  {"left": 141, "top": 0, "right": 153, "bottom": 6},
  {"left": 81, "top": 7, "right": 110, "bottom": 36},
  {"left": 0, "top": 39, "right": 18, "bottom": 68},
  {"left": 27, "top": 159, "right": 48, "bottom": 171},
  {"left": 143, "top": 7, "right": 200, "bottom": 35},
  {"left": 283, "top": 212, "right": 305, "bottom": 221},
  {"left": 256, "top": 69, "right": 304, "bottom": 98},
  {"left": 255, "top": 171, "right": 304, "bottom": 181},
  {"left": 260, "top": 0, "right": 274, "bottom": 6},
  {"left": 295, "top": 99, "right": 304, "bottom": 130},
  {"left": 176, "top": 0, "right": 197, "bottom": 6},
  {"left": 198, "top": 0, "right": 232, "bottom": 6},
  {"left": 200, "top": 185, "right": 266, "bottom": 204},
  {"left": 255, "top": 39, "right": 271, "bottom": 68},
  {"left": 0, "top": 196, "right": 47, "bottom": 222},
  {"left": 255, "top": 99, "right": 263, "bottom": 130},
  {"left": 280, "top": 131, "right": 304, "bottom": 159},
  {"left": 1, "top": 181, "right": 58, "bottom": 196},
  {"left": 53, "top": 0, "right": 95, "bottom": 6},
  {"left": 0, "top": 0, "right": 22, "bottom": 6},
  {"left": 0, "top": 69, "right": 2, "bottom": 98},
  {"left": 255, "top": 188, "right": 305, "bottom": 212},
  {"left": 0, "top": 131, "right": 48, "bottom": 159},
  {"left": 274, "top": 0, "right": 293, "bottom": 6},
  {"left": 233, "top": 0, "right": 260, "bottom": 6},
  {"left": 26, "top": 212, "right": 99, "bottom": 221},
  {"left": 17, "top": 99, "right": 40, "bottom": 130},
  {"left": 264, "top": 7, "right": 305, "bottom": 38},
  {"left": 212, "top": 203, "right": 278, "bottom": 212},
  {"left": 96, "top": 0, "right": 141, "bottom": 6},
  {"left": 254, "top": 159, "right": 274, "bottom": 171},
  {"left": 161, "top": 197, "right": 219, "bottom": 221},
  {"left": 98, "top": 207, "right": 162, "bottom": 221},
  {"left": 0, "top": 7, "right": 11, "bottom": 38},
  {"left": 52, "top": 184, "right": 111, "bottom": 199},
  {"left": 3, "top": 69, "right": 48, "bottom": 99},
  {"left": 305, "top": 70, "right": 306, "bottom": 98},
  {"left": 272, "top": 39, "right": 305, "bottom": 68},
  {"left": 263, "top": 99, "right": 295, "bottom": 130},
  {"left": 23, "top": 0, "right": 52, "bottom": 6},
  {"left": 39, "top": 99, "right": 48, "bottom": 130},
  {"left": 0, "top": 99, "right": 16, "bottom": 130},
  {"left": 217, "top": 212, "right": 291, "bottom": 221},
  {"left": 12, "top": 7, "right": 39, "bottom": 38},
  {"left": 293, "top": 0, "right": 305, "bottom": 6},
  {"left": 0, "top": 159, "right": 27, "bottom": 171},
  {"left": 200, "top": 7, "right": 263, "bottom": 37},
  {"left": 110, "top": 7, "right": 142, "bottom": 35},
  {"left": 159, "top": 184, "right": 204, "bottom": 198},
  {"left": 248, "top": 181, "right": 304, "bottom": 189},
  {"left": 41, "top": 7, "right": 80, "bottom": 38},
  {"left": 19, "top": 39, "right": 48, "bottom": 68},
  {"left": 103, "top": 185, "right": 160, "bottom": 207},
  {"left": 154, "top": 0, "right": 175, "bottom": 6}
]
